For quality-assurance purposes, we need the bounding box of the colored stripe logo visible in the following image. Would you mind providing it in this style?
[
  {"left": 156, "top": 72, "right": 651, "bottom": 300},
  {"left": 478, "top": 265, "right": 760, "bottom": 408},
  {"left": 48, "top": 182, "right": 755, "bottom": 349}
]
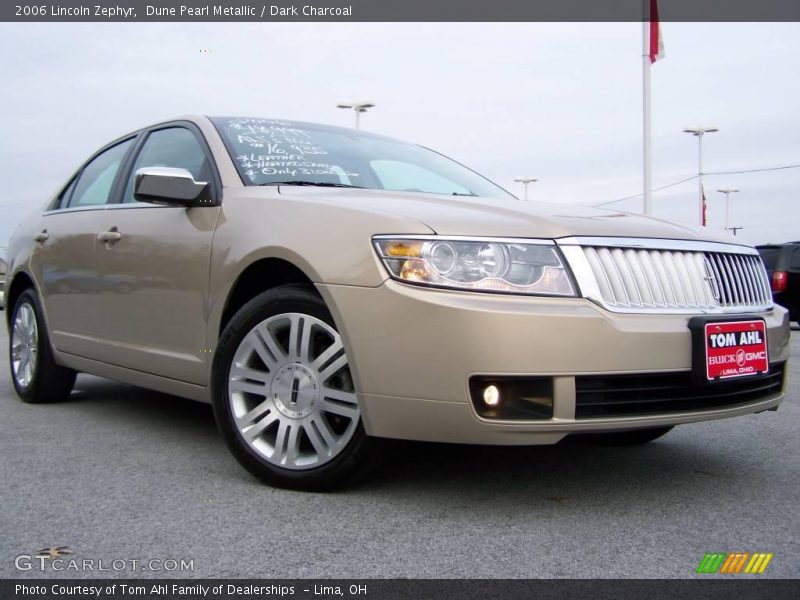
[{"left": 697, "top": 552, "right": 773, "bottom": 574}]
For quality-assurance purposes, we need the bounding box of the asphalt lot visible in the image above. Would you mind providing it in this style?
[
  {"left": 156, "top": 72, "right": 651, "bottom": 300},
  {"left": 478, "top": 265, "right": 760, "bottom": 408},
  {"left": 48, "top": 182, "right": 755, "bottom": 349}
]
[{"left": 0, "top": 321, "right": 798, "bottom": 579}]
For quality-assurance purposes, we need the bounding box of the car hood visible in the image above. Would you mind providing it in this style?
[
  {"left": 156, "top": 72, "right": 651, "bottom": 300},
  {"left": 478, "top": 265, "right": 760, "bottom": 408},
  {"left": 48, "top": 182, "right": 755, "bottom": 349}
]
[{"left": 275, "top": 187, "right": 745, "bottom": 245}]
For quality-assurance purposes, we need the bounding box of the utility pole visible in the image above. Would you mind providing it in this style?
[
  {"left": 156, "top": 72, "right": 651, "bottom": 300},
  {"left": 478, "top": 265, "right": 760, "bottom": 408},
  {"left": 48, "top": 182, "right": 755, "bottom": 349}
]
[
  {"left": 716, "top": 188, "right": 739, "bottom": 231},
  {"left": 513, "top": 177, "right": 537, "bottom": 201},
  {"left": 336, "top": 102, "right": 375, "bottom": 130}
]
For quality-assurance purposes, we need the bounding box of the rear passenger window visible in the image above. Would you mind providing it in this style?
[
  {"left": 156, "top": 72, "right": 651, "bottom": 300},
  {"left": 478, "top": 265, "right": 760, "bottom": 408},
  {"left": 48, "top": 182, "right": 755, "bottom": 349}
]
[
  {"left": 56, "top": 177, "right": 78, "bottom": 209},
  {"left": 791, "top": 248, "right": 800, "bottom": 270},
  {"left": 758, "top": 248, "right": 780, "bottom": 270},
  {"left": 68, "top": 139, "right": 134, "bottom": 208},
  {"left": 123, "top": 127, "right": 210, "bottom": 203}
]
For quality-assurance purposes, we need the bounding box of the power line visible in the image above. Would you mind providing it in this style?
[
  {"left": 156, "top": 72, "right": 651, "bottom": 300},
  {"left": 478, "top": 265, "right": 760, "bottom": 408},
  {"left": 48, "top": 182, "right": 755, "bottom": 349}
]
[
  {"left": 594, "top": 175, "right": 697, "bottom": 207},
  {"left": 705, "top": 164, "right": 800, "bottom": 176},
  {"left": 593, "top": 163, "right": 800, "bottom": 208}
]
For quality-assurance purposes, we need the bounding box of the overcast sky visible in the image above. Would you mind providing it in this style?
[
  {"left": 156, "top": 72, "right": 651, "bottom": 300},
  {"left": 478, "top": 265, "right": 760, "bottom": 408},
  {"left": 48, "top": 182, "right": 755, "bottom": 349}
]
[{"left": 1, "top": 22, "right": 798, "bottom": 250}]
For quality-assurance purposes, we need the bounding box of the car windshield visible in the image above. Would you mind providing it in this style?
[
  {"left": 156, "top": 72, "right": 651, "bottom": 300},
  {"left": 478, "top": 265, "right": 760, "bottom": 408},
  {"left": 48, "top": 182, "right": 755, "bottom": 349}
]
[{"left": 212, "top": 117, "right": 514, "bottom": 199}]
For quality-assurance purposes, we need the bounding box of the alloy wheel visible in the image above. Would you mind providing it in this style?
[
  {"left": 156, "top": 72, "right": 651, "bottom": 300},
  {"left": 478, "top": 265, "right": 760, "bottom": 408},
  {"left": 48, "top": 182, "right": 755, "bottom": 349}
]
[
  {"left": 11, "top": 302, "right": 39, "bottom": 389},
  {"left": 227, "top": 312, "right": 360, "bottom": 470}
]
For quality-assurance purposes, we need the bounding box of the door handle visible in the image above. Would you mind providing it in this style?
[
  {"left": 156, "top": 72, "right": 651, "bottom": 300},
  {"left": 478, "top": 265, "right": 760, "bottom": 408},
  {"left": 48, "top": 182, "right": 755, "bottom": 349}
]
[
  {"left": 33, "top": 230, "right": 49, "bottom": 243},
  {"left": 98, "top": 229, "right": 123, "bottom": 244}
]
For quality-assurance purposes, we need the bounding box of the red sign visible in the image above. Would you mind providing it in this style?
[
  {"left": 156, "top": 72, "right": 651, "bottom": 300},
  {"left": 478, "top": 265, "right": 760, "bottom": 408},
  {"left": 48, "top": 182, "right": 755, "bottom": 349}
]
[{"left": 704, "top": 320, "right": 769, "bottom": 381}]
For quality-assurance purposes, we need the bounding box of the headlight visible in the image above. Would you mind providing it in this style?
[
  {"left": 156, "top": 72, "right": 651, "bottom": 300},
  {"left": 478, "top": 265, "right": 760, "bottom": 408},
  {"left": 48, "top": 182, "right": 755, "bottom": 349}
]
[{"left": 373, "top": 236, "right": 577, "bottom": 296}]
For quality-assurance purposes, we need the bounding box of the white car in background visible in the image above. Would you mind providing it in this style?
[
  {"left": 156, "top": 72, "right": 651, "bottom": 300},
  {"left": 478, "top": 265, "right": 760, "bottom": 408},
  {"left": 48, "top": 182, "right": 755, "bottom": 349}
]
[{"left": 0, "top": 256, "right": 7, "bottom": 310}]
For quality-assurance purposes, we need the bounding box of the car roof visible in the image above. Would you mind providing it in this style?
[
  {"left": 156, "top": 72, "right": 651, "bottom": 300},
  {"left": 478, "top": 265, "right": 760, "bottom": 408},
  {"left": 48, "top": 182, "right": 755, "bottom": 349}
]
[{"left": 756, "top": 242, "right": 800, "bottom": 248}]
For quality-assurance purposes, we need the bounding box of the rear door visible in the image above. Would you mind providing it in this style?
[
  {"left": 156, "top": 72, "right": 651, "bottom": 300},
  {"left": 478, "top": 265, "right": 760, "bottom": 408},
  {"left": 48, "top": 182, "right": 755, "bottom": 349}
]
[
  {"left": 89, "top": 123, "right": 222, "bottom": 385},
  {"left": 33, "top": 137, "right": 136, "bottom": 356}
]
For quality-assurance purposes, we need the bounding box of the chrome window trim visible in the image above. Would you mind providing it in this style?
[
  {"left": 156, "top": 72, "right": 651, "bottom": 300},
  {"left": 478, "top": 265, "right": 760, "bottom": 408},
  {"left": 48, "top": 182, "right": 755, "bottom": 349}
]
[
  {"left": 43, "top": 205, "right": 111, "bottom": 216},
  {"left": 43, "top": 203, "right": 185, "bottom": 216},
  {"left": 556, "top": 236, "right": 758, "bottom": 256}
]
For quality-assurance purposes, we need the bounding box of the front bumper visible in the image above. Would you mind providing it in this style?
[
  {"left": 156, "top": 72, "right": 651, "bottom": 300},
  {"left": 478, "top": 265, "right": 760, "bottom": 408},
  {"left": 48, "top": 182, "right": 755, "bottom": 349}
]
[{"left": 318, "top": 280, "right": 791, "bottom": 445}]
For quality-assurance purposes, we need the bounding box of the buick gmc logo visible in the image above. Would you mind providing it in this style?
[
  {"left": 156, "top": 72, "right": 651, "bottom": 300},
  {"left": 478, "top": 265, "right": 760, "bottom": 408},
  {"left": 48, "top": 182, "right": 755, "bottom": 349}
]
[{"left": 736, "top": 348, "right": 747, "bottom": 367}]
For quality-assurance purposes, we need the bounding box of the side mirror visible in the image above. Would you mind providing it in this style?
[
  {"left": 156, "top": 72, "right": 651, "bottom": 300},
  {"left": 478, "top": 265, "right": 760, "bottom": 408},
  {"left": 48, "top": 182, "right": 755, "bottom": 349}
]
[{"left": 133, "top": 167, "right": 210, "bottom": 206}]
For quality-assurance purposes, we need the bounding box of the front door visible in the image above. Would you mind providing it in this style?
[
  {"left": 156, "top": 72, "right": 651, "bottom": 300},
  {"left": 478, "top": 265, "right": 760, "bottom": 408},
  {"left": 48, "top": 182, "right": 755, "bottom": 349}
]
[{"left": 89, "top": 125, "right": 221, "bottom": 385}]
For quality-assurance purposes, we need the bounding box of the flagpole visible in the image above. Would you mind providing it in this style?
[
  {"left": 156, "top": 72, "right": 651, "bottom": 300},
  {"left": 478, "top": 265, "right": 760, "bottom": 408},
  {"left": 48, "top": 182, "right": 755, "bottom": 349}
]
[
  {"left": 698, "top": 133, "right": 704, "bottom": 225},
  {"left": 643, "top": 16, "right": 653, "bottom": 216}
]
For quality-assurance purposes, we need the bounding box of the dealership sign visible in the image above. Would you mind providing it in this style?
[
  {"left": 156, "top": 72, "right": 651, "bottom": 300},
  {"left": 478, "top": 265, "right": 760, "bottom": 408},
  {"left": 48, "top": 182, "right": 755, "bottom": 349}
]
[{"left": 703, "top": 320, "right": 769, "bottom": 381}]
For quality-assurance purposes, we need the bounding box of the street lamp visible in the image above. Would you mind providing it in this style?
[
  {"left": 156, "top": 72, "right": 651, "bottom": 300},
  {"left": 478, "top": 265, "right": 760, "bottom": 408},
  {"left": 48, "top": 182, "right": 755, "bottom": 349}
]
[
  {"left": 513, "top": 177, "right": 538, "bottom": 201},
  {"left": 336, "top": 102, "right": 375, "bottom": 130},
  {"left": 682, "top": 126, "right": 719, "bottom": 226},
  {"left": 716, "top": 188, "right": 739, "bottom": 231}
]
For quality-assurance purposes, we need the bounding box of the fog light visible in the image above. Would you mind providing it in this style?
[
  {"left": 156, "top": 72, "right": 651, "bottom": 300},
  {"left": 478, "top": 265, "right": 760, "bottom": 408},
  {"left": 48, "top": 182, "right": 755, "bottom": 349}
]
[
  {"left": 482, "top": 384, "right": 501, "bottom": 407},
  {"left": 470, "top": 376, "right": 553, "bottom": 420}
]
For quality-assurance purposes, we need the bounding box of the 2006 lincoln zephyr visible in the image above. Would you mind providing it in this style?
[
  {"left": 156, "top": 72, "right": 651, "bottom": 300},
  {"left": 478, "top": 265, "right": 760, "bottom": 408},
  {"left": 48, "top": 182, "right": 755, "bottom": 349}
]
[{"left": 5, "top": 116, "right": 790, "bottom": 489}]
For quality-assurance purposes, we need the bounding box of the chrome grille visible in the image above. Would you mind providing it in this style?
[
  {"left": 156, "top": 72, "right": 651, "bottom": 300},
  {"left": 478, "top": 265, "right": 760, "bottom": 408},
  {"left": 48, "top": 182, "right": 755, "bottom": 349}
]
[{"left": 560, "top": 240, "right": 772, "bottom": 313}]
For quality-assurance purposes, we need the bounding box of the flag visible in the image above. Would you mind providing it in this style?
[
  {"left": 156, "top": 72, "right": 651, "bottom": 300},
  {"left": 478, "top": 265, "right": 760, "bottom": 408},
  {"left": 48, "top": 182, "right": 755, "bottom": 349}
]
[
  {"left": 648, "top": 0, "right": 665, "bottom": 64},
  {"left": 702, "top": 187, "right": 708, "bottom": 226}
]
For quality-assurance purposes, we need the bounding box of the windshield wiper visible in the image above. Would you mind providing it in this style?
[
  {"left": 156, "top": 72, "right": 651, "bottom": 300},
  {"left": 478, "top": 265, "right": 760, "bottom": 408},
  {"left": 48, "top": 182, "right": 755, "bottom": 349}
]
[
  {"left": 452, "top": 191, "right": 478, "bottom": 197},
  {"left": 259, "top": 181, "right": 364, "bottom": 189}
]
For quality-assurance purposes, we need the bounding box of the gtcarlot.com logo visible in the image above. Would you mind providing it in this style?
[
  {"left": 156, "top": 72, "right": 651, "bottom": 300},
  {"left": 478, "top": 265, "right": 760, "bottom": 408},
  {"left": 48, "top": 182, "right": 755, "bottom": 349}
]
[
  {"left": 696, "top": 552, "right": 773, "bottom": 574},
  {"left": 14, "top": 547, "right": 194, "bottom": 572}
]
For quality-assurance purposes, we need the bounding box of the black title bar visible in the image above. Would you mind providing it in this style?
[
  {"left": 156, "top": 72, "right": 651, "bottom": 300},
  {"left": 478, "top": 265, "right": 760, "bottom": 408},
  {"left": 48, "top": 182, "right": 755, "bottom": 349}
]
[
  {"left": 3, "top": 0, "right": 800, "bottom": 22},
  {"left": 4, "top": 579, "right": 800, "bottom": 600}
]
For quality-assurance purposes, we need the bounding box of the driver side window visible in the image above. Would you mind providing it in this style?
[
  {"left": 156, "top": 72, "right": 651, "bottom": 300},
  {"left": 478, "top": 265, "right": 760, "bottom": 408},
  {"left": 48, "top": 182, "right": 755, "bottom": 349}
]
[{"left": 123, "top": 127, "right": 211, "bottom": 203}]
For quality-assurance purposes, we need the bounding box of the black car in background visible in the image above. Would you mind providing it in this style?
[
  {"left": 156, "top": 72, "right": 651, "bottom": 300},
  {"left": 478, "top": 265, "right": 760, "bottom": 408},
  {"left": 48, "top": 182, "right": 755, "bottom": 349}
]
[{"left": 757, "top": 241, "right": 800, "bottom": 323}]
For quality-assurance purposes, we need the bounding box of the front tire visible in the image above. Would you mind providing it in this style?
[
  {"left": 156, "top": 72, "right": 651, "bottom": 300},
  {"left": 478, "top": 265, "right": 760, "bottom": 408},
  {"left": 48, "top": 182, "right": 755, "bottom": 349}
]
[
  {"left": 212, "top": 285, "right": 380, "bottom": 491},
  {"left": 9, "top": 289, "right": 76, "bottom": 403}
]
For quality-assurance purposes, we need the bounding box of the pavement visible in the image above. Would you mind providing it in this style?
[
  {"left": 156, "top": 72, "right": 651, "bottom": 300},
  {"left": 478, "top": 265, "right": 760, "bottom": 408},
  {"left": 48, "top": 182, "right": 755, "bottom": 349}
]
[{"left": 0, "top": 322, "right": 798, "bottom": 579}]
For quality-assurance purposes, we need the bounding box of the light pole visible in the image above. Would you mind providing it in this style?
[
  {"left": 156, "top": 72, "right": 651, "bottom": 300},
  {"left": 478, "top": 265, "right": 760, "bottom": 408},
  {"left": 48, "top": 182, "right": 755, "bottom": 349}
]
[
  {"left": 716, "top": 188, "right": 739, "bottom": 231},
  {"left": 513, "top": 177, "right": 537, "bottom": 201},
  {"left": 682, "top": 126, "right": 718, "bottom": 226},
  {"left": 336, "top": 102, "right": 375, "bottom": 130}
]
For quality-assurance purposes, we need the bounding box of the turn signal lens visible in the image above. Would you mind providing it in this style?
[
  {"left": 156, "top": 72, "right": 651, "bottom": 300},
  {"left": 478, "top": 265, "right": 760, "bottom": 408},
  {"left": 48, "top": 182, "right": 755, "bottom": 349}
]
[{"left": 383, "top": 241, "right": 422, "bottom": 257}]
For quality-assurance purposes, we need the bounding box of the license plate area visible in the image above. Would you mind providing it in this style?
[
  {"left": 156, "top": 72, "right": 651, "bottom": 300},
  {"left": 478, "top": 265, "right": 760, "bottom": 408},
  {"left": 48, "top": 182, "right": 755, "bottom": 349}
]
[{"left": 689, "top": 316, "right": 769, "bottom": 384}]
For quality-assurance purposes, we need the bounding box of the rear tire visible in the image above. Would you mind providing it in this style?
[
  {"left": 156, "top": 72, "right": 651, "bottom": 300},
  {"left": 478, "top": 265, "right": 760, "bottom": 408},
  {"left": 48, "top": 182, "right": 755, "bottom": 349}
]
[
  {"left": 577, "top": 426, "right": 674, "bottom": 446},
  {"left": 212, "top": 285, "right": 382, "bottom": 491},
  {"left": 9, "top": 289, "right": 76, "bottom": 403}
]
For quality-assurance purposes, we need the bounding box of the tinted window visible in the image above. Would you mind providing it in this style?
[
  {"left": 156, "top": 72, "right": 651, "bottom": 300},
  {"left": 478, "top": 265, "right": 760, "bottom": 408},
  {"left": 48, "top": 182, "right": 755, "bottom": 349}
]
[
  {"left": 123, "top": 127, "right": 210, "bottom": 203},
  {"left": 68, "top": 139, "right": 134, "bottom": 207},
  {"left": 212, "top": 117, "right": 513, "bottom": 199},
  {"left": 56, "top": 176, "right": 78, "bottom": 209},
  {"left": 791, "top": 248, "right": 800, "bottom": 270},
  {"left": 757, "top": 248, "right": 781, "bottom": 270}
]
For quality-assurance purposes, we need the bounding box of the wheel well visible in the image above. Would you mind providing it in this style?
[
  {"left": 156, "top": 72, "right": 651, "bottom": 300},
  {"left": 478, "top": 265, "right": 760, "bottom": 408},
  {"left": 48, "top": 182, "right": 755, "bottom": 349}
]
[
  {"left": 5, "top": 272, "right": 34, "bottom": 327},
  {"left": 220, "top": 258, "right": 315, "bottom": 335}
]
